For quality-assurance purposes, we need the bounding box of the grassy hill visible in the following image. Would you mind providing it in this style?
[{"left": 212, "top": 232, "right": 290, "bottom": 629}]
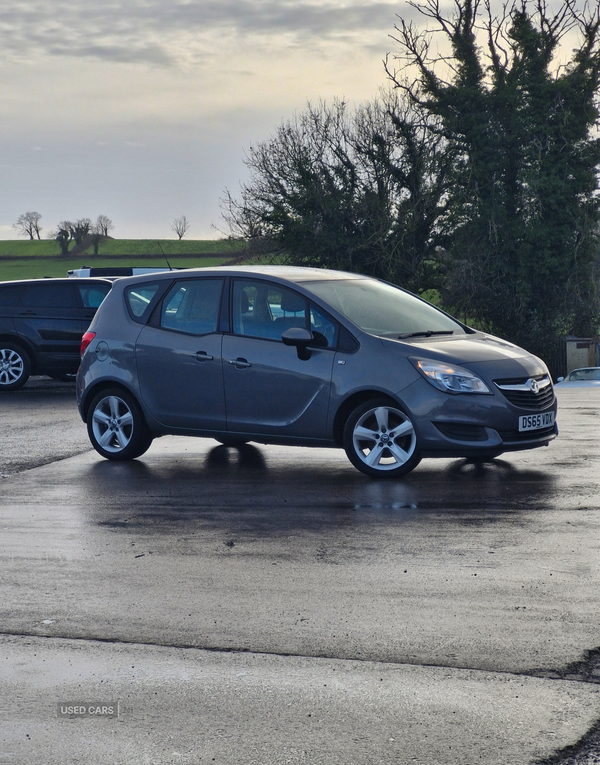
[{"left": 0, "top": 238, "right": 248, "bottom": 281}]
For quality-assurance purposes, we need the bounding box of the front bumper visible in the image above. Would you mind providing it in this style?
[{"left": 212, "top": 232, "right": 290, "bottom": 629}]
[{"left": 396, "top": 378, "right": 558, "bottom": 458}]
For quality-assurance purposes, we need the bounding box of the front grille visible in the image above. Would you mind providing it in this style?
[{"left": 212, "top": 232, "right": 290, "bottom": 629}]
[
  {"left": 497, "top": 425, "right": 556, "bottom": 443},
  {"left": 493, "top": 374, "right": 555, "bottom": 411},
  {"left": 434, "top": 423, "right": 489, "bottom": 442}
]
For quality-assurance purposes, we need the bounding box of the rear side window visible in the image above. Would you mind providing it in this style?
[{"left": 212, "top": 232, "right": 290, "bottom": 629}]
[
  {"left": 18, "top": 283, "right": 77, "bottom": 308},
  {"left": 160, "top": 279, "right": 223, "bottom": 335},
  {"left": 77, "top": 283, "right": 112, "bottom": 308},
  {"left": 125, "top": 283, "right": 161, "bottom": 319},
  {"left": 0, "top": 284, "right": 22, "bottom": 308}
]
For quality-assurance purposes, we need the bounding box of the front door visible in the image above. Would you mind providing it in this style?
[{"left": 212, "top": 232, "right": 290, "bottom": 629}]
[{"left": 222, "top": 279, "right": 336, "bottom": 439}]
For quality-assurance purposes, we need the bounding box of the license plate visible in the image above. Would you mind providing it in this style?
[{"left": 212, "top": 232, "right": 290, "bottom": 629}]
[{"left": 518, "top": 412, "right": 555, "bottom": 432}]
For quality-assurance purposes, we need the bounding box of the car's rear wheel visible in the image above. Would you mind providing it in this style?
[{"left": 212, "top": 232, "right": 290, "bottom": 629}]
[
  {"left": 87, "top": 388, "right": 153, "bottom": 460},
  {"left": 0, "top": 343, "right": 31, "bottom": 391},
  {"left": 343, "top": 398, "right": 421, "bottom": 478}
]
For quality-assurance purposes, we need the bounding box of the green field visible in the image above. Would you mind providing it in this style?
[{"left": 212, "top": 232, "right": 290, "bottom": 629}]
[{"left": 0, "top": 238, "right": 248, "bottom": 281}]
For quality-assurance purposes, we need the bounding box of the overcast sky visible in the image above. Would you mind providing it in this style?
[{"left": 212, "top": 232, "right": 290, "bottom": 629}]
[
  {"left": 0, "top": 0, "right": 414, "bottom": 241},
  {"left": 0, "top": 0, "right": 581, "bottom": 242}
]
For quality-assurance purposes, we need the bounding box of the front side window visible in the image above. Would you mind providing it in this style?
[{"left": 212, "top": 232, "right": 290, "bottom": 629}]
[
  {"left": 232, "top": 280, "right": 307, "bottom": 341},
  {"left": 310, "top": 305, "right": 338, "bottom": 348},
  {"left": 160, "top": 279, "right": 223, "bottom": 335}
]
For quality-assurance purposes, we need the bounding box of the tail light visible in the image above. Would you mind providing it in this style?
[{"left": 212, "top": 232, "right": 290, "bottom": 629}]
[{"left": 81, "top": 331, "right": 96, "bottom": 356}]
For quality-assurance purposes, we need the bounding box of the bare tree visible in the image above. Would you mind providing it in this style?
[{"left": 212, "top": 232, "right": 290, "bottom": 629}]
[
  {"left": 94, "top": 215, "right": 114, "bottom": 237},
  {"left": 171, "top": 215, "right": 190, "bottom": 240},
  {"left": 13, "top": 212, "right": 42, "bottom": 240},
  {"left": 222, "top": 95, "right": 451, "bottom": 293}
]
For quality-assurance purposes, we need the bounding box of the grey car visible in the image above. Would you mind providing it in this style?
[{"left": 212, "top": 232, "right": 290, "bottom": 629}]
[{"left": 76, "top": 266, "right": 557, "bottom": 477}]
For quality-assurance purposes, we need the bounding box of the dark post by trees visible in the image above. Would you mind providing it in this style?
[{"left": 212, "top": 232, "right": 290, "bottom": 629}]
[
  {"left": 386, "top": 0, "right": 600, "bottom": 361},
  {"left": 13, "top": 212, "right": 42, "bottom": 240},
  {"left": 171, "top": 215, "right": 190, "bottom": 240},
  {"left": 55, "top": 227, "right": 70, "bottom": 256}
]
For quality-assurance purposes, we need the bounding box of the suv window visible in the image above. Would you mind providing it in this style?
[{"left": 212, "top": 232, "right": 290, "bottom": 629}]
[
  {"left": 0, "top": 284, "right": 22, "bottom": 308},
  {"left": 160, "top": 279, "right": 223, "bottom": 335},
  {"left": 77, "top": 282, "right": 112, "bottom": 309},
  {"left": 18, "top": 283, "right": 77, "bottom": 309}
]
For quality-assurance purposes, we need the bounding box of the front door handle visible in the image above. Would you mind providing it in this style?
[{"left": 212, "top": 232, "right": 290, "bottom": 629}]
[
  {"left": 228, "top": 357, "right": 251, "bottom": 369},
  {"left": 195, "top": 351, "right": 213, "bottom": 362}
]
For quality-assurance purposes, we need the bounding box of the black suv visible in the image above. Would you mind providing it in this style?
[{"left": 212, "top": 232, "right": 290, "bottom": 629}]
[{"left": 0, "top": 278, "right": 112, "bottom": 390}]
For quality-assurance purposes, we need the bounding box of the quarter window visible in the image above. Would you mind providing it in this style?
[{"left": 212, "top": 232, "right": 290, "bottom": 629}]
[
  {"left": 126, "top": 283, "right": 160, "bottom": 319},
  {"left": 160, "top": 279, "right": 223, "bottom": 335}
]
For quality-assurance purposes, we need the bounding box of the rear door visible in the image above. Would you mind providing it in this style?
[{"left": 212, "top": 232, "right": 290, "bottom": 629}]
[
  {"left": 0, "top": 283, "right": 23, "bottom": 335},
  {"left": 135, "top": 277, "right": 226, "bottom": 430},
  {"left": 13, "top": 281, "right": 82, "bottom": 371}
]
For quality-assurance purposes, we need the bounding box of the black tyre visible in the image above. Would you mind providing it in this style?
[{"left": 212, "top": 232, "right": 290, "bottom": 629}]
[
  {"left": 87, "top": 388, "right": 153, "bottom": 460},
  {"left": 0, "top": 343, "right": 31, "bottom": 391},
  {"left": 343, "top": 398, "right": 421, "bottom": 478}
]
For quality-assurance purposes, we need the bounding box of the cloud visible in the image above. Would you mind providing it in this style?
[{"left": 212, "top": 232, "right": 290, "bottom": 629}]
[{"left": 0, "top": 0, "right": 403, "bottom": 66}]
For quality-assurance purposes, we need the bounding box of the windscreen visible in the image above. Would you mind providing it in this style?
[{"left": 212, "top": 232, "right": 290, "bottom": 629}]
[{"left": 303, "top": 278, "right": 464, "bottom": 338}]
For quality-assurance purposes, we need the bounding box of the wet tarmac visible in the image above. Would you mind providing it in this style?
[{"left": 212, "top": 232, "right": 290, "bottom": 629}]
[{"left": 1, "top": 381, "right": 600, "bottom": 763}]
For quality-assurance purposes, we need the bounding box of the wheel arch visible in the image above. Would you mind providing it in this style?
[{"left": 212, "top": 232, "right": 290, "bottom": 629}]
[
  {"left": 81, "top": 380, "right": 143, "bottom": 423},
  {"left": 332, "top": 390, "right": 402, "bottom": 446}
]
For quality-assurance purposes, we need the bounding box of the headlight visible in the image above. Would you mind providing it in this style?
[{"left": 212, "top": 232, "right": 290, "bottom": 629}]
[{"left": 412, "top": 358, "right": 491, "bottom": 394}]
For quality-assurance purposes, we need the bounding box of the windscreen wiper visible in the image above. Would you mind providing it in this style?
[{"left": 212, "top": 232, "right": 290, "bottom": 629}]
[{"left": 397, "top": 330, "right": 455, "bottom": 339}]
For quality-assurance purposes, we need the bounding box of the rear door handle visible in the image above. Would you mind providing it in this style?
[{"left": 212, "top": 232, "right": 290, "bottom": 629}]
[
  {"left": 195, "top": 351, "right": 214, "bottom": 362},
  {"left": 228, "top": 357, "right": 251, "bottom": 369}
]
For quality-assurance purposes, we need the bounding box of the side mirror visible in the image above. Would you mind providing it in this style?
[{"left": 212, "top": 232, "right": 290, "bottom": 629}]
[
  {"left": 556, "top": 376, "right": 564, "bottom": 383},
  {"left": 281, "top": 327, "right": 313, "bottom": 360}
]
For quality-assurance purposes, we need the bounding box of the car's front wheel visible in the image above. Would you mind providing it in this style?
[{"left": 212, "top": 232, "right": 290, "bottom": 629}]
[
  {"left": 343, "top": 398, "right": 421, "bottom": 478},
  {"left": 0, "top": 343, "right": 31, "bottom": 391},
  {"left": 87, "top": 388, "right": 153, "bottom": 460}
]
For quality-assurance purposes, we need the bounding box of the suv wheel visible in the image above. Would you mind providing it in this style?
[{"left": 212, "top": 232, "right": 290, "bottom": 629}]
[
  {"left": 343, "top": 398, "right": 421, "bottom": 478},
  {"left": 87, "top": 388, "right": 153, "bottom": 460},
  {"left": 0, "top": 343, "right": 31, "bottom": 391}
]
